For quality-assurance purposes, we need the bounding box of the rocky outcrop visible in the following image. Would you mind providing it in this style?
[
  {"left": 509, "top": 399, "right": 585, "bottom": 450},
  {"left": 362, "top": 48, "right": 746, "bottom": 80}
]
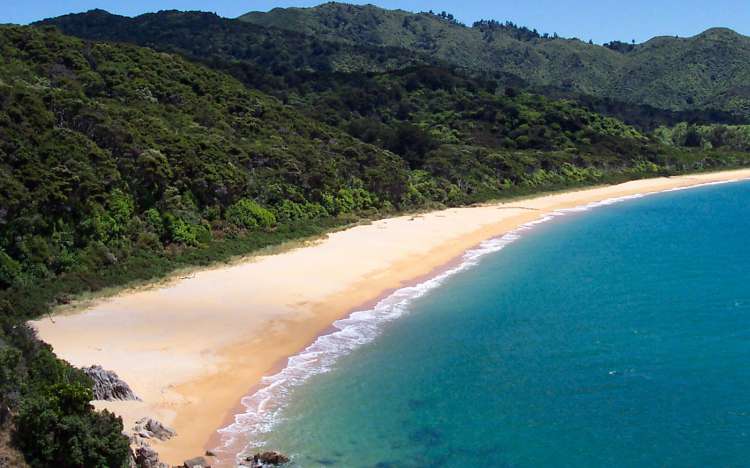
[
  {"left": 132, "top": 417, "right": 176, "bottom": 442},
  {"left": 243, "top": 451, "right": 290, "bottom": 467},
  {"left": 125, "top": 417, "right": 175, "bottom": 468},
  {"left": 133, "top": 445, "right": 168, "bottom": 468},
  {"left": 182, "top": 456, "right": 209, "bottom": 468},
  {"left": 0, "top": 405, "right": 10, "bottom": 426},
  {"left": 0, "top": 418, "right": 29, "bottom": 468},
  {"left": 82, "top": 365, "right": 139, "bottom": 401}
]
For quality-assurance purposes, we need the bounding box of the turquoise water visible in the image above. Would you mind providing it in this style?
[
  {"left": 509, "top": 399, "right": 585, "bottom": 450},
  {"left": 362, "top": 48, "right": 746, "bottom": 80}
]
[{"left": 229, "top": 181, "right": 750, "bottom": 467}]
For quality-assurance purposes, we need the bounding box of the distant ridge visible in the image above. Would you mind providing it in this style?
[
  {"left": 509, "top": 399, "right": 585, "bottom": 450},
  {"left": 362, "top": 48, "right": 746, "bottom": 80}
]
[
  {"left": 240, "top": 2, "right": 750, "bottom": 116},
  {"left": 35, "top": 8, "right": 440, "bottom": 86}
]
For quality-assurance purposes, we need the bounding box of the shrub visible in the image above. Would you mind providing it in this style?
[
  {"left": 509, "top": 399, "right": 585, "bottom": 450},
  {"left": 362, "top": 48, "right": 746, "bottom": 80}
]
[
  {"left": 144, "top": 208, "right": 164, "bottom": 236},
  {"left": 335, "top": 189, "right": 355, "bottom": 214},
  {"left": 302, "top": 202, "right": 329, "bottom": 219},
  {"left": 0, "top": 250, "right": 21, "bottom": 288},
  {"left": 163, "top": 215, "right": 211, "bottom": 246},
  {"left": 274, "top": 199, "right": 306, "bottom": 223},
  {"left": 226, "top": 199, "right": 276, "bottom": 230},
  {"left": 13, "top": 382, "right": 130, "bottom": 468},
  {"left": 332, "top": 188, "right": 376, "bottom": 214},
  {"left": 107, "top": 189, "right": 135, "bottom": 227}
]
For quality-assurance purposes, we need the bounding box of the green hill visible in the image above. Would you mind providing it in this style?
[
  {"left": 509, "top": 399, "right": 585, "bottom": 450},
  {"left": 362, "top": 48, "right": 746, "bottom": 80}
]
[
  {"left": 240, "top": 2, "right": 750, "bottom": 117},
  {"left": 6, "top": 15, "right": 747, "bottom": 305},
  {"left": 0, "top": 23, "right": 416, "bottom": 308},
  {"left": 40, "top": 9, "right": 745, "bottom": 129},
  {"left": 2, "top": 18, "right": 750, "bottom": 468},
  {"left": 0, "top": 24, "right": 406, "bottom": 467},
  {"left": 33, "top": 11, "right": 741, "bottom": 191},
  {"left": 35, "top": 9, "right": 441, "bottom": 93}
]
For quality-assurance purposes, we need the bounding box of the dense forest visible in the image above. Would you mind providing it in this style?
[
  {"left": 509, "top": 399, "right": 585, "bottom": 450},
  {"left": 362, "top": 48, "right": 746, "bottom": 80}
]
[
  {"left": 36, "top": 9, "right": 440, "bottom": 95},
  {"left": 41, "top": 9, "right": 748, "bottom": 130},
  {"left": 0, "top": 24, "right": 405, "bottom": 467},
  {"left": 2, "top": 4, "right": 750, "bottom": 467},
  {"left": 241, "top": 2, "right": 750, "bottom": 117}
]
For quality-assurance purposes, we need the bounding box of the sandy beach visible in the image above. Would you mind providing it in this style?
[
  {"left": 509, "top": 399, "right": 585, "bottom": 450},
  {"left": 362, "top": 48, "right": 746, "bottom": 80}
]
[{"left": 30, "top": 169, "right": 750, "bottom": 465}]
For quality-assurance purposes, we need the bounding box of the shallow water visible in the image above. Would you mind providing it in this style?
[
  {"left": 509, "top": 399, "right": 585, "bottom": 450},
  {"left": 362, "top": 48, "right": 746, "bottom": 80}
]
[{"left": 230, "top": 180, "right": 750, "bottom": 467}]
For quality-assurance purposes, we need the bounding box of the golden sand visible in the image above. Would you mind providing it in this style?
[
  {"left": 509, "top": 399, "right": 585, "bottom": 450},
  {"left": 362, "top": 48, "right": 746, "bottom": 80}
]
[{"left": 31, "top": 169, "right": 750, "bottom": 465}]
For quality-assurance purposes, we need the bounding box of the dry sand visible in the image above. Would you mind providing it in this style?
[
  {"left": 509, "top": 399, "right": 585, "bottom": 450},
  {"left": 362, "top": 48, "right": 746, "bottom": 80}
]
[{"left": 30, "top": 169, "right": 750, "bottom": 465}]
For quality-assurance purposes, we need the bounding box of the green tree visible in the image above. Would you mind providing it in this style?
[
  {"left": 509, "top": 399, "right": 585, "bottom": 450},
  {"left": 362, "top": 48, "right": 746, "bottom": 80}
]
[
  {"left": 0, "top": 250, "right": 22, "bottom": 288},
  {"left": 13, "top": 382, "right": 130, "bottom": 468},
  {"left": 226, "top": 199, "right": 276, "bottom": 229}
]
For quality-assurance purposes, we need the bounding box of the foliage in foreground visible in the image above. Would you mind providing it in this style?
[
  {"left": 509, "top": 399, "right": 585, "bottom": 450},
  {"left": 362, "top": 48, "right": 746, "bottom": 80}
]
[{"left": 0, "top": 317, "right": 129, "bottom": 467}]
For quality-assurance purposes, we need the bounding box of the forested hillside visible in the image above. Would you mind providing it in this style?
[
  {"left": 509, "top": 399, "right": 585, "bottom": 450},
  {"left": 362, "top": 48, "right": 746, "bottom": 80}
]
[
  {"left": 2, "top": 23, "right": 722, "bottom": 315},
  {"left": 36, "top": 9, "right": 440, "bottom": 94},
  {"left": 43, "top": 8, "right": 750, "bottom": 128},
  {"left": 0, "top": 24, "right": 405, "bottom": 467},
  {"left": 241, "top": 2, "right": 750, "bottom": 117},
  {"left": 3, "top": 8, "right": 750, "bottom": 467}
]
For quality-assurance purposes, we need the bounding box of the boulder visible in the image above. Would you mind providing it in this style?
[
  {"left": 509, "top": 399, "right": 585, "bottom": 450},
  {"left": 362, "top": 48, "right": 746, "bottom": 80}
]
[
  {"left": 104, "top": 251, "right": 118, "bottom": 264},
  {"left": 134, "top": 445, "right": 168, "bottom": 468},
  {"left": 0, "top": 405, "right": 11, "bottom": 426},
  {"left": 129, "top": 433, "right": 146, "bottom": 446},
  {"left": 133, "top": 417, "right": 176, "bottom": 441},
  {"left": 245, "top": 451, "right": 290, "bottom": 467},
  {"left": 183, "top": 456, "right": 209, "bottom": 468},
  {"left": 82, "top": 365, "right": 139, "bottom": 401},
  {"left": 55, "top": 293, "right": 73, "bottom": 305}
]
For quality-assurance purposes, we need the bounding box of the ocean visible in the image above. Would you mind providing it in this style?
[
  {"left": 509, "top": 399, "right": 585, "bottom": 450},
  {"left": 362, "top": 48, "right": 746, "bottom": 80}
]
[{"left": 220, "top": 179, "right": 750, "bottom": 467}]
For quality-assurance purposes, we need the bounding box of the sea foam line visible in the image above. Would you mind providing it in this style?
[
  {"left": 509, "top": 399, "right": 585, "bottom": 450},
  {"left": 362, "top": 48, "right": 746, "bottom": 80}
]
[{"left": 215, "top": 176, "right": 749, "bottom": 462}]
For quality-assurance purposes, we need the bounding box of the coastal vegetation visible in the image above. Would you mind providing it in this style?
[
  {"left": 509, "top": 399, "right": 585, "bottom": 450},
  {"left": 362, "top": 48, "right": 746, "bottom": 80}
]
[
  {"left": 41, "top": 8, "right": 750, "bottom": 131},
  {"left": 655, "top": 123, "right": 750, "bottom": 151},
  {"left": 1, "top": 5, "right": 750, "bottom": 466}
]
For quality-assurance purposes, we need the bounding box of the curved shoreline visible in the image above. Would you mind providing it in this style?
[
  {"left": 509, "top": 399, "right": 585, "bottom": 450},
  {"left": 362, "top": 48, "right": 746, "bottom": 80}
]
[
  {"left": 211, "top": 174, "right": 750, "bottom": 464},
  {"left": 30, "top": 169, "right": 750, "bottom": 466}
]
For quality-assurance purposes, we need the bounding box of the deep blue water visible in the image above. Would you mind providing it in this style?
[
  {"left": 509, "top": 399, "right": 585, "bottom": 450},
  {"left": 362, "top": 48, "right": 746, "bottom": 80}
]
[{"left": 253, "top": 181, "right": 750, "bottom": 467}]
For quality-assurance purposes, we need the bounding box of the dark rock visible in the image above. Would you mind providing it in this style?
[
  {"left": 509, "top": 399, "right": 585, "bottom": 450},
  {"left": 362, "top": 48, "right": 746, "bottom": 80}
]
[
  {"left": 129, "top": 432, "right": 151, "bottom": 447},
  {"left": 134, "top": 445, "right": 168, "bottom": 468},
  {"left": 82, "top": 365, "right": 140, "bottom": 401},
  {"left": 205, "top": 450, "right": 216, "bottom": 457},
  {"left": 183, "top": 456, "right": 209, "bottom": 468},
  {"left": 55, "top": 293, "right": 73, "bottom": 305},
  {"left": 245, "top": 451, "right": 290, "bottom": 466},
  {"left": 0, "top": 405, "right": 11, "bottom": 426},
  {"left": 128, "top": 448, "right": 138, "bottom": 468},
  {"left": 104, "top": 251, "right": 118, "bottom": 264},
  {"left": 133, "top": 417, "right": 176, "bottom": 441}
]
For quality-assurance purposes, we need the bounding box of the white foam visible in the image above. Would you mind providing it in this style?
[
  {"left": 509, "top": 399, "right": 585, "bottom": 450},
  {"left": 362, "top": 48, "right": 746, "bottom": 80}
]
[{"left": 214, "top": 176, "right": 750, "bottom": 462}]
